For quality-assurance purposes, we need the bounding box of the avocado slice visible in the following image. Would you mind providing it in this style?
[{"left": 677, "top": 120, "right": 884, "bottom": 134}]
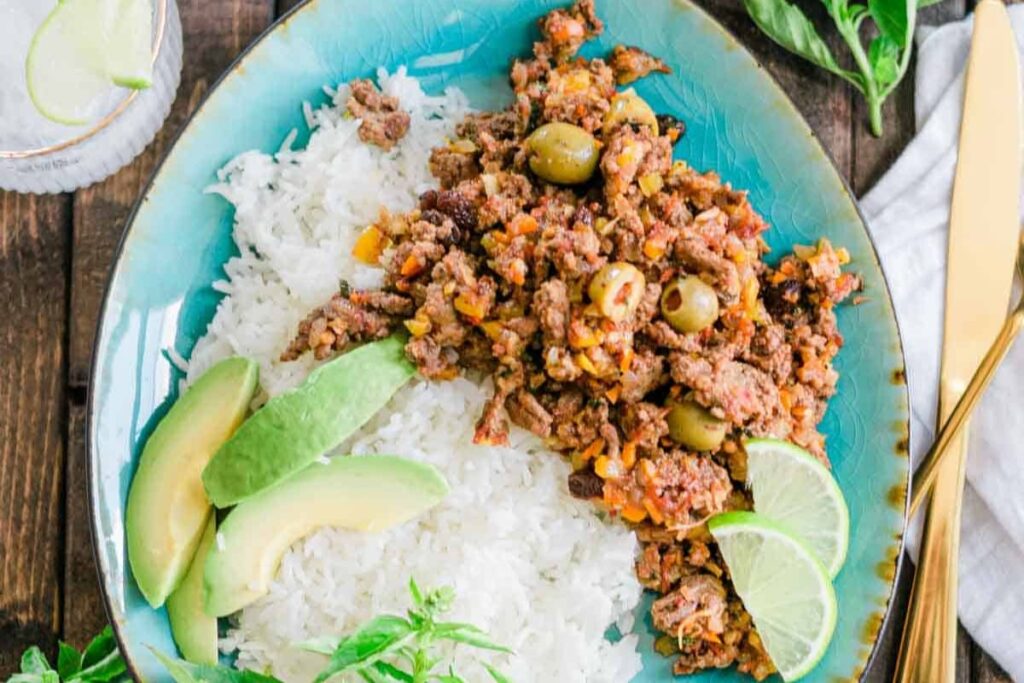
[
  {"left": 126, "top": 356, "right": 259, "bottom": 608},
  {"left": 166, "top": 516, "right": 218, "bottom": 665},
  {"left": 202, "top": 336, "right": 415, "bottom": 508},
  {"left": 203, "top": 455, "right": 448, "bottom": 617}
]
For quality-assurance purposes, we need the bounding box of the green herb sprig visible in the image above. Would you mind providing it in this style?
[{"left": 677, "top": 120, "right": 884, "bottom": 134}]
[
  {"left": 298, "top": 579, "right": 512, "bottom": 683},
  {"left": 8, "top": 582, "right": 510, "bottom": 683},
  {"left": 742, "top": 0, "right": 940, "bottom": 135},
  {"left": 5, "top": 627, "right": 127, "bottom": 683}
]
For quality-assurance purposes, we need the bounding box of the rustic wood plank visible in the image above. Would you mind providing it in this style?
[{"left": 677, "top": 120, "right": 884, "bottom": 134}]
[
  {"left": 0, "top": 192, "right": 71, "bottom": 673},
  {"left": 68, "top": 0, "right": 277, "bottom": 387},
  {"left": 973, "top": 645, "right": 1013, "bottom": 683},
  {"left": 275, "top": 0, "right": 303, "bottom": 15},
  {"left": 61, "top": 402, "right": 107, "bottom": 647},
  {"left": 851, "top": 0, "right": 968, "bottom": 195}
]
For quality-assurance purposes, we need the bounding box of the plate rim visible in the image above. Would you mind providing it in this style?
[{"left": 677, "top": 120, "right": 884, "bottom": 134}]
[{"left": 85, "top": 0, "right": 911, "bottom": 679}]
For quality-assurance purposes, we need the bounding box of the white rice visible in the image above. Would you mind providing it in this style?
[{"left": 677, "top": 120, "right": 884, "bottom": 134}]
[{"left": 186, "top": 68, "right": 643, "bottom": 682}]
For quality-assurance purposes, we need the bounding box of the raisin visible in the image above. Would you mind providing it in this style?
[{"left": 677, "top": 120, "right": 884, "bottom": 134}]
[
  {"left": 762, "top": 277, "right": 802, "bottom": 318},
  {"left": 657, "top": 114, "right": 686, "bottom": 144},
  {"left": 567, "top": 470, "right": 604, "bottom": 499},
  {"left": 437, "top": 190, "right": 478, "bottom": 232},
  {"left": 419, "top": 189, "right": 439, "bottom": 210},
  {"left": 421, "top": 209, "right": 446, "bottom": 226}
]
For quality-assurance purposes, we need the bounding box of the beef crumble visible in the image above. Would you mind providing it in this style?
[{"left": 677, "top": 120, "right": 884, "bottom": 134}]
[
  {"left": 346, "top": 79, "right": 411, "bottom": 150},
  {"left": 284, "top": 2, "right": 860, "bottom": 678}
]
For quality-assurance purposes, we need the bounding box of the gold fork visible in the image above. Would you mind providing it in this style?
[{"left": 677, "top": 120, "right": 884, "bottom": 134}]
[{"left": 910, "top": 231, "right": 1024, "bottom": 516}]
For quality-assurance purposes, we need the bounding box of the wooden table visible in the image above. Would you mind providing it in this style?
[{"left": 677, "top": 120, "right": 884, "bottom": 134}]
[{"left": 0, "top": 0, "right": 1013, "bottom": 680}]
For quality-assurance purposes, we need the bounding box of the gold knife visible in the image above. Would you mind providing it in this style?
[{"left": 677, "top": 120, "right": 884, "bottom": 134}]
[{"left": 894, "top": 1, "right": 1021, "bottom": 681}]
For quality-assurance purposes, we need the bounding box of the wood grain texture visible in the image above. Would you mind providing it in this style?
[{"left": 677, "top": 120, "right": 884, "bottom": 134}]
[
  {"left": 974, "top": 645, "right": 1014, "bottom": 683},
  {"left": 68, "top": 0, "right": 277, "bottom": 387},
  {"left": 0, "top": 192, "right": 70, "bottom": 671},
  {"left": 61, "top": 403, "right": 107, "bottom": 648}
]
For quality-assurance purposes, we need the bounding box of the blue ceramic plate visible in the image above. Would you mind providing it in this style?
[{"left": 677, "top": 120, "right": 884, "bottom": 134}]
[{"left": 88, "top": 0, "right": 910, "bottom": 680}]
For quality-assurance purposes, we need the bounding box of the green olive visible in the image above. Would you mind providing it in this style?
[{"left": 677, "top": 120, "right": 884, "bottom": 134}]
[
  {"left": 526, "top": 122, "right": 600, "bottom": 185},
  {"left": 666, "top": 399, "right": 727, "bottom": 451},
  {"left": 588, "top": 262, "right": 646, "bottom": 322},
  {"left": 603, "top": 90, "right": 659, "bottom": 136},
  {"left": 660, "top": 276, "right": 720, "bottom": 333}
]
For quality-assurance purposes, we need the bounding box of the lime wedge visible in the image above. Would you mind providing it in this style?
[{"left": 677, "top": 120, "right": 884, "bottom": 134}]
[
  {"left": 26, "top": 0, "right": 154, "bottom": 125},
  {"left": 709, "top": 511, "right": 837, "bottom": 682},
  {"left": 744, "top": 438, "right": 849, "bottom": 578}
]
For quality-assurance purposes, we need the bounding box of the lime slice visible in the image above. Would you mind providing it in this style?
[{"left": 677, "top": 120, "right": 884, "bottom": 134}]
[
  {"left": 709, "top": 511, "right": 837, "bottom": 681},
  {"left": 26, "top": 0, "right": 154, "bottom": 125},
  {"left": 744, "top": 438, "right": 849, "bottom": 578}
]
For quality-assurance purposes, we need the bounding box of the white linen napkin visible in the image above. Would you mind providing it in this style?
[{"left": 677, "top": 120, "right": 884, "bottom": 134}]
[{"left": 859, "top": 8, "right": 1024, "bottom": 680}]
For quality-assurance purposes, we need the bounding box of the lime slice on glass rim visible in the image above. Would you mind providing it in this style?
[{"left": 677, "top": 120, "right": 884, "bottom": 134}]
[
  {"left": 26, "top": 0, "right": 154, "bottom": 125},
  {"left": 743, "top": 438, "right": 849, "bottom": 578},
  {"left": 709, "top": 511, "right": 838, "bottom": 682}
]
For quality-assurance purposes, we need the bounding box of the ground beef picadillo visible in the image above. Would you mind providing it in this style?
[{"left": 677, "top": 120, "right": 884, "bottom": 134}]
[{"left": 283, "top": 2, "right": 861, "bottom": 678}]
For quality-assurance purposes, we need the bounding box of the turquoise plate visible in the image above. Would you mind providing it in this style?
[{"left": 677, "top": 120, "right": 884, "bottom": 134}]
[{"left": 88, "top": 0, "right": 910, "bottom": 680}]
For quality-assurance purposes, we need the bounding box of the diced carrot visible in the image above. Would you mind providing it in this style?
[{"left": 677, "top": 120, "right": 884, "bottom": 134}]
[
  {"left": 605, "top": 385, "right": 622, "bottom": 404},
  {"left": 575, "top": 352, "right": 600, "bottom": 376},
  {"left": 400, "top": 254, "right": 423, "bottom": 277},
  {"left": 643, "top": 238, "right": 666, "bottom": 260},
  {"left": 594, "top": 455, "right": 614, "bottom": 479},
  {"left": 552, "top": 19, "right": 585, "bottom": 43},
  {"left": 779, "top": 387, "right": 793, "bottom": 412},
  {"left": 454, "top": 293, "right": 486, "bottom": 320},
  {"left": 480, "top": 321, "right": 503, "bottom": 341},
  {"left": 642, "top": 499, "right": 664, "bottom": 525},
  {"left": 619, "top": 347, "right": 634, "bottom": 372},
  {"left": 509, "top": 260, "right": 527, "bottom": 286},
  {"left": 508, "top": 214, "right": 538, "bottom": 236},
  {"left": 351, "top": 225, "right": 389, "bottom": 265},
  {"left": 621, "top": 504, "right": 648, "bottom": 523},
  {"left": 403, "top": 318, "right": 431, "bottom": 338},
  {"left": 568, "top": 321, "right": 601, "bottom": 349},
  {"left": 580, "top": 438, "right": 605, "bottom": 463},
  {"left": 639, "top": 458, "right": 657, "bottom": 482},
  {"left": 621, "top": 441, "right": 637, "bottom": 469}
]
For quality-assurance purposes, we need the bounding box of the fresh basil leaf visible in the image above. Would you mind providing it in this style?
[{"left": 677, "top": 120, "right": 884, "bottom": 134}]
[
  {"left": 80, "top": 628, "right": 117, "bottom": 671},
  {"left": 57, "top": 643, "right": 83, "bottom": 680},
  {"left": 370, "top": 662, "right": 413, "bottom": 682},
  {"left": 743, "top": 0, "right": 850, "bottom": 80},
  {"left": 868, "top": 0, "right": 913, "bottom": 47},
  {"left": 868, "top": 35, "right": 901, "bottom": 87},
  {"left": 421, "top": 587, "right": 454, "bottom": 618},
  {"left": 843, "top": 3, "right": 870, "bottom": 28},
  {"left": 6, "top": 674, "right": 45, "bottom": 683},
  {"left": 313, "top": 616, "right": 414, "bottom": 683},
  {"left": 408, "top": 578, "right": 424, "bottom": 608},
  {"left": 72, "top": 648, "right": 126, "bottom": 682},
  {"left": 482, "top": 664, "right": 512, "bottom": 683},
  {"left": 432, "top": 624, "right": 511, "bottom": 654},
  {"left": 20, "top": 648, "right": 52, "bottom": 675},
  {"left": 149, "top": 648, "right": 282, "bottom": 683},
  {"left": 296, "top": 636, "right": 340, "bottom": 656}
]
